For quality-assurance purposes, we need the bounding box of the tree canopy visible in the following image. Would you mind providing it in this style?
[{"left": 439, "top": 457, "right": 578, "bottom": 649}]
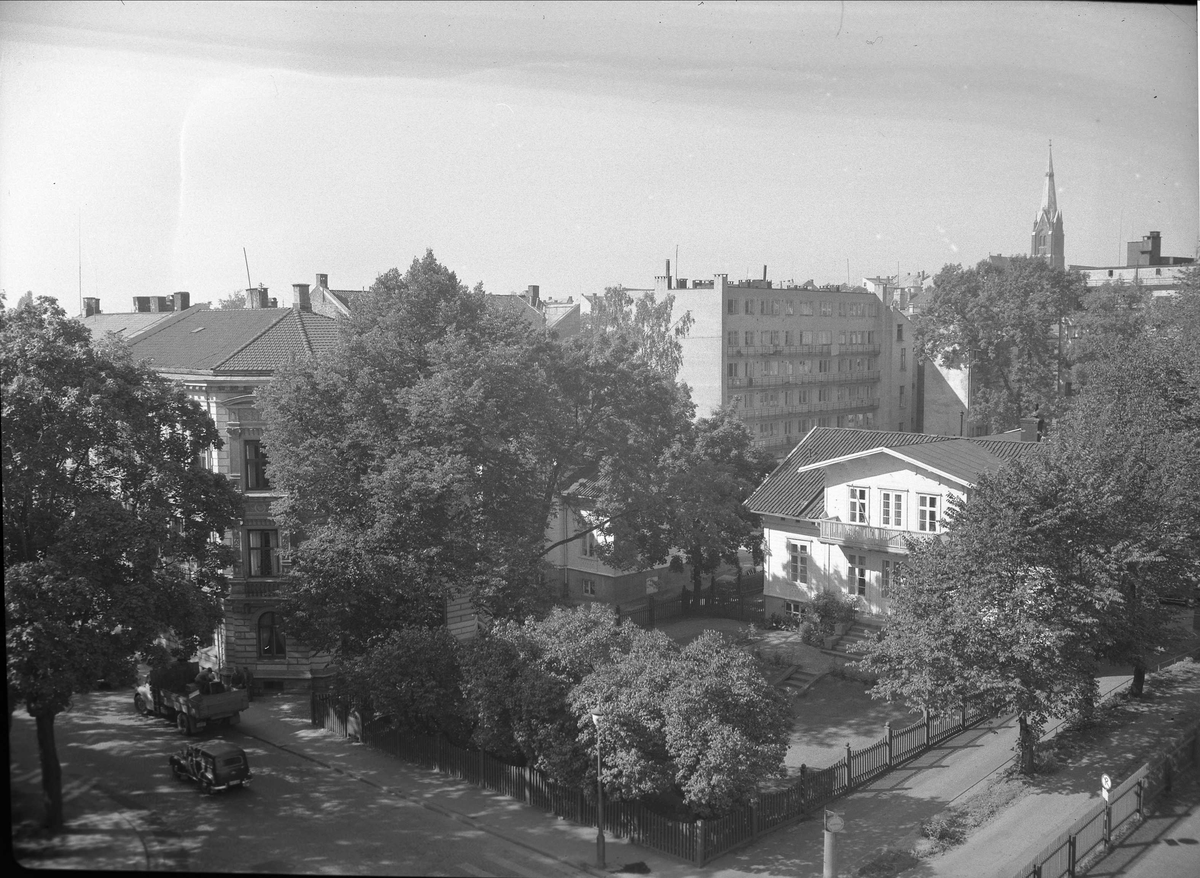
[
  {"left": 865, "top": 279, "right": 1200, "bottom": 772},
  {"left": 261, "top": 251, "right": 695, "bottom": 659},
  {"left": 915, "top": 256, "right": 1084, "bottom": 432},
  {"left": 3, "top": 296, "right": 240, "bottom": 829}
]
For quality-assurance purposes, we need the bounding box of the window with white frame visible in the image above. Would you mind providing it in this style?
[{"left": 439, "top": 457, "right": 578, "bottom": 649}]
[
  {"left": 881, "top": 491, "right": 904, "bottom": 528},
  {"left": 784, "top": 600, "right": 804, "bottom": 621},
  {"left": 848, "top": 553, "right": 868, "bottom": 596},
  {"left": 582, "top": 578, "right": 596, "bottom": 597},
  {"left": 918, "top": 494, "right": 940, "bottom": 532},
  {"left": 848, "top": 487, "right": 868, "bottom": 524},
  {"left": 788, "top": 541, "right": 809, "bottom": 584},
  {"left": 582, "top": 531, "right": 600, "bottom": 557}
]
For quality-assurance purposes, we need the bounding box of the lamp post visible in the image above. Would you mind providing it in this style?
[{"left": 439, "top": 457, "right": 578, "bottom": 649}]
[{"left": 591, "top": 710, "right": 605, "bottom": 868}]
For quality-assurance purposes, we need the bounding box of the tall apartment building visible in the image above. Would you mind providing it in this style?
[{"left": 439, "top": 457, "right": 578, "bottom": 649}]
[{"left": 651, "top": 265, "right": 920, "bottom": 458}]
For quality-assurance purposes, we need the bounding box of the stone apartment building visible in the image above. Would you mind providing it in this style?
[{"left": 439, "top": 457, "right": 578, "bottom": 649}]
[
  {"left": 647, "top": 264, "right": 922, "bottom": 459},
  {"left": 83, "top": 285, "right": 341, "bottom": 691}
]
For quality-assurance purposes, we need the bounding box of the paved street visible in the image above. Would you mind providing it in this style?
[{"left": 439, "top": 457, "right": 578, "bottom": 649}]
[{"left": 9, "top": 690, "right": 586, "bottom": 877}]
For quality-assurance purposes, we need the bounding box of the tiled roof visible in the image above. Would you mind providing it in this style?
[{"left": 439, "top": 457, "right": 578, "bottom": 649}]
[
  {"left": 747, "top": 428, "right": 1039, "bottom": 519},
  {"left": 80, "top": 309, "right": 194, "bottom": 341},
  {"left": 127, "top": 307, "right": 338, "bottom": 374}
]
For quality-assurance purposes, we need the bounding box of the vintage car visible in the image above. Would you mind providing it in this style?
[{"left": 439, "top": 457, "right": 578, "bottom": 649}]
[{"left": 169, "top": 741, "right": 252, "bottom": 793}]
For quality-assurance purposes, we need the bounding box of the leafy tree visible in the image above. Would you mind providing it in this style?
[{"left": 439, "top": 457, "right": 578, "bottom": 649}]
[
  {"left": 584, "top": 285, "right": 695, "bottom": 380},
  {"left": 262, "top": 252, "right": 693, "bottom": 658},
  {"left": 647, "top": 408, "right": 773, "bottom": 609},
  {"left": 3, "top": 296, "right": 240, "bottom": 830},
  {"left": 571, "top": 627, "right": 789, "bottom": 816},
  {"left": 915, "top": 256, "right": 1084, "bottom": 432},
  {"left": 859, "top": 465, "right": 1098, "bottom": 775},
  {"left": 337, "top": 626, "right": 469, "bottom": 740},
  {"left": 215, "top": 290, "right": 246, "bottom": 309}
]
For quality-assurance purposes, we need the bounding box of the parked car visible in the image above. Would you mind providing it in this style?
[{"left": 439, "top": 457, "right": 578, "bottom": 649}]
[{"left": 169, "top": 741, "right": 252, "bottom": 793}]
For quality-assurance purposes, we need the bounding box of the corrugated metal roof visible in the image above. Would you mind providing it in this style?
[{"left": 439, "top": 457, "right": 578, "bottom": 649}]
[
  {"left": 747, "top": 428, "right": 945, "bottom": 518},
  {"left": 747, "top": 428, "right": 1039, "bottom": 518}
]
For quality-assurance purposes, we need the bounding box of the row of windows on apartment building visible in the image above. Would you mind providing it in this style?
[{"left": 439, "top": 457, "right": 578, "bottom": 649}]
[
  {"left": 728, "top": 298, "right": 881, "bottom": 319},
  {"left": 728, "top": 356, "right": 885, "bottom": 378},
  {"left": 784, "top": 543, "right": 899, "bottom": 598},
  {"left": 847, "top": 486, "right": 940, "bottom": 531},
  {"left": 752, "top": 412, "right": 876, "bottom": 437},
  {"left": 739, "top": 384, "right": 878, "bottom": 410},
  {"left": 728, "top": 329, "right": 881, "bottom": 348}
]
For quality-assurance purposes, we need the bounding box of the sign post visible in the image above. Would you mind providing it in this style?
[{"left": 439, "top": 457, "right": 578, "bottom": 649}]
[{"left": 824, "top": 810, "right": 844, "bottom": 878}]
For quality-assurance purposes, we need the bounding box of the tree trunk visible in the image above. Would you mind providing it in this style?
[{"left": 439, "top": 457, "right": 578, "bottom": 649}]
[
  {"left": 1131, "top": 661, "right": 1146, "bottom": 698},
  {"left": 1017, "top": 714, "right": 1036, "bottom": 776},
  {"left": 35, "top": 710, "right": 64, "bottom": 832}
]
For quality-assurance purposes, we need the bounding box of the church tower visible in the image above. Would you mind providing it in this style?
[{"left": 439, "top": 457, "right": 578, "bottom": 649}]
[{"left": 1030, "top": 143, "right": 1065, "bottom": 270}]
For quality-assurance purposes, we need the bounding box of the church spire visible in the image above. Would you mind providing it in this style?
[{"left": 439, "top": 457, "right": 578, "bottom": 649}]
[
  {"left": 1040, "top": 141, "right": 1058, "bottom": 218},
  {"left": 1031, "top": 141, "right": 1065, "bottom": 270}
]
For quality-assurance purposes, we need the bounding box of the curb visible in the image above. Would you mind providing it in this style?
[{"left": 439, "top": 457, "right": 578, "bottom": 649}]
[{"left": 237, "top": 728, "right": 606, "bottom": 877}]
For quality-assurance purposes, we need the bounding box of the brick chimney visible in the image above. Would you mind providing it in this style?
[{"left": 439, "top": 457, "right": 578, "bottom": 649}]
[
  {"left": 292, "top": 283, "right": 312, "bottom": 312},
  {"left": 245, "top": 285, "right": 269, "bottom": 309},
  {"left": 315, "top": 273, "right": 328, "bottom": 289},
  {"left": 172, "top": 291, "right": 190, "bottom": 311},
  {"left": 83, "top": 297, "right": 101, "bottom": 317},
  {"left": 526, "top": 285, "right": 540, "bottom": 308}
]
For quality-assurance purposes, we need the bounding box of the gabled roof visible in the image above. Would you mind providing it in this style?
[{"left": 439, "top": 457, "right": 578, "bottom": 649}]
[
  {"left": 126, "top": 307, "right": 339, "bottom": 375},
  {"left": 747, "top": 427, "right": 1039, "bottom": 519},
  {"left": 795, "top": 439, "right": 1004, "bottom": 488},
  {"left": 747, "top": 428, "right": 944, "bottom": 519}
]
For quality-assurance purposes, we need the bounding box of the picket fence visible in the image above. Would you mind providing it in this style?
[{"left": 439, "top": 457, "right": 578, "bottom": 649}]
[{"left": 311, "top": 690, "right": 992, "bottom": 866}]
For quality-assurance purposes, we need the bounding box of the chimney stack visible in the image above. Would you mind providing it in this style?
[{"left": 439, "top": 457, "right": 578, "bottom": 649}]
[
  {"left": 526, "top": 284, "right": 540, "bottom": 308},
  {"left": 83, "top": 297, "right": 101, "bottom": 317},
  {"left": 245, "top": 285, "right": 269, "bottom": 309},
  {"left": 762, "top": 265, "right": 768, "bottom": 281},
  {"left": 666, "top": 259, "right": 672, "bottom": 290},
  {"left": 292, "top": 283, "right": 312, "bottom": 312},
  {"left": 172, "top": 291, "right": 190, "bottom": 311}
]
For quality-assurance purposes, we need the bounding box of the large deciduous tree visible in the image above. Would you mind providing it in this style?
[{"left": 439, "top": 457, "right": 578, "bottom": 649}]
[
  {"left": 915, "top": 256, "right": 1084, "bottom": 432},
  {"left": 261, "top": 252, "right": 693, "bottom": 659},
  {"left": 3, "top": 296, "right": 240, "bottom": 830}
]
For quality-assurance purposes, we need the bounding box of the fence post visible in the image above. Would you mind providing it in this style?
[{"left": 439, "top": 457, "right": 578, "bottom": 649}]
[
  {"left": 1067, "top": 834, "right": 1076, "bottom": 877},
  {"left": 751, "top": 797, "right": 760, "bottom": 839},
  {"left": 960, "top": 702, "right": 968, "bottom": 731},
  {"left": 885, "top": 722, "right": 893, "bottom": 767},
  {"left": 846, "top": 742, "right": 853, "bottom": 787},
  {"left": 478, "top": 747, "right": 486, "bottom": 786},
  {"left": 1103, "top": 798, "right": 1112, "bottom": 851},
  {"left": 923, "top": 707, "right": 931, "bottom": 748},
  {"left": 648, "top": 595, "right": 656, "bottom": 629},
  {"left": 1136, "top": 776, "right": 1144, "bottom": 820},
  {"left": 696, "top": 818, "right": 705, "bottom": 866}
]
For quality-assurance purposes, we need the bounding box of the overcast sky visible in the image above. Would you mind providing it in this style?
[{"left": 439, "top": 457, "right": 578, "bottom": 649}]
[{"left": 1, "top": 1, "right": 1195, "bottom": 313}]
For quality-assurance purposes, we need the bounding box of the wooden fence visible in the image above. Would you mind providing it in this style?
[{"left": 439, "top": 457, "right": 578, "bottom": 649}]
[
  {"left": 1006, "top": 721, "right": 1200, "bottom": 878},
  {"left": 311, "top": 687, "right": 993, "bottom": 866},
  {"left": 615, "top": 583, "right": 766, "bottom": 631}
]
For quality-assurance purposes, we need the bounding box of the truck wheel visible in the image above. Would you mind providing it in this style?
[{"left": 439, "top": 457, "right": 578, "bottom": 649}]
[
  {"left": 177, "top": 714, "right": 195, "bottom": 736},
  {"left": 134, "top": 693, "right": 148, "bottom": 716}
]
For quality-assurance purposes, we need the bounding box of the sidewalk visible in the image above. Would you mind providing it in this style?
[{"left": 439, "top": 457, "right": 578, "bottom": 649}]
[{"left": 235, "top": 682, "right": 1128, "bottom": 878}]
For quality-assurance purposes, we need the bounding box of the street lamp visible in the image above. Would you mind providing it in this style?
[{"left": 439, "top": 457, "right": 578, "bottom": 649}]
[{"left": 591, "top": 710, "right": 605, "bottom": 868}]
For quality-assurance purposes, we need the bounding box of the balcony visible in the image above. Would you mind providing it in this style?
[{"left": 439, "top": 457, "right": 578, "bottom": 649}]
[
  {"left": 818, "top": 518, "right": 910, "bottom": 551},
  {"left": 234, "top": 580, "right": 284, "bottom": 599}
]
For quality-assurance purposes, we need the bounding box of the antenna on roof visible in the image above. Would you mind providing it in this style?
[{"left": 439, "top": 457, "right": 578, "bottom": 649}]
[{"left": 243, "top": 248, "right": 253, "bottom": 289}]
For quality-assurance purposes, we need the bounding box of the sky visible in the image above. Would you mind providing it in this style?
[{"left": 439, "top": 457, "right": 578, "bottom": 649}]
[{"left": 1, "top": 1, "right": 1196, "bottom": 314}]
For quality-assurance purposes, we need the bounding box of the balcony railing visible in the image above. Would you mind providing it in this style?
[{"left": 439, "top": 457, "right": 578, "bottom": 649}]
[
  {"left": 235, "top": 580, "right": 283, "bottom": 599},
  {"left": 818, "top": 519, "right": 910, "bottom": 551}
]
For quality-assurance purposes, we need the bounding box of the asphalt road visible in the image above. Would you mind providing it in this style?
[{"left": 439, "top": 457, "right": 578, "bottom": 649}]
[{"left": 9, "top": 690, "right": 585, "bottom": 876}]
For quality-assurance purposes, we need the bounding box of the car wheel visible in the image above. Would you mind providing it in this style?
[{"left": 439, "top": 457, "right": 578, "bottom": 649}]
[
  {"left": 171, "top": 763, "right": 186, "bottom": 780},
  {"left": 200, "top": 779, "right": 213, "bottom": 795},
  {"left": 177, "top": 714, "right": 194, "bottom": 736},
  {"left": 134, "top": 693, "right": 148, "bottom": 716}
]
